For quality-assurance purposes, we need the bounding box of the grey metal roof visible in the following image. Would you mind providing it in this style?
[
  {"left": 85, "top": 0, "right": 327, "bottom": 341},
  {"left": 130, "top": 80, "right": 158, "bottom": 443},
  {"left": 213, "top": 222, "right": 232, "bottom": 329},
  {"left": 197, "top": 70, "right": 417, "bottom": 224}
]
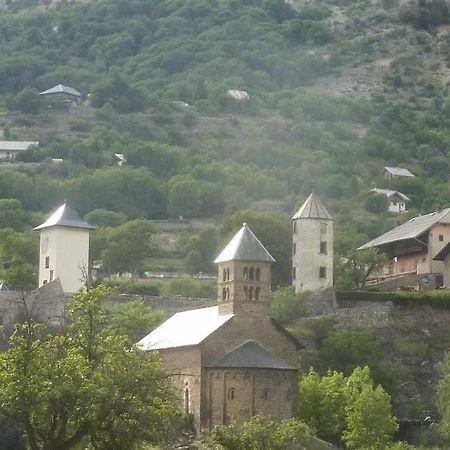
[
  {"left": 358, "top": 208, "right": 450, "bottom": 250},
  {"left": 384, "top": 166, "right": 415, "bottom": 177},
  {"left": 370, "top": 188, "right": 410, "bottom": 201},
  {"left": 434, "top": 242, "right": 450, "bottom": 261},
  {"left": 206, "top": 340, "right": 295, "bottom": 370},
  {"left": 34, "top": 204, "right": 95, "bottom": 231},
  {"left": 0, "top": 141, "right": 38, "bottom": 151},
  {"left": 214, "top": 223, "right": 275, "bottom": 263},
  {"left": 39, "top": 84, "right": 81, "bottom": 97},
  {"left": 137, "top": 306, "right": 234, "bottom": 350},
  {"left": 291, "top": 192, "right": 332, "bottom": 220}
]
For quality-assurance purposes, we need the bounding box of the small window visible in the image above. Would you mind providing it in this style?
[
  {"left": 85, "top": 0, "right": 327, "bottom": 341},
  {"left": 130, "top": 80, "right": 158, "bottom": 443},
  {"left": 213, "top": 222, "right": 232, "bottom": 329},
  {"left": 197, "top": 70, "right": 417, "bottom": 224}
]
[
  {"left": 226, "top": 287, "right": 229, "bottom": 300},
  {"left": 320, "top": 241, "right": 327, "bottom": 255},
  {"left": 262, "top": 388, "right": 270, "bottom": 400},
  {"left": 184, "top": 388, "right": 190, "bottom": 414},
  {"left": 255, "top": 267, "right": 260, "bottom": 281},
  {"left": 293, "top": 222, "right": 297, "bottom": 234},
  {"left": 222, "top": 288, "right": 227, "bottom": 301},
  {"left": 243, "top": 267, "right": 248, "bottom": 280},
  {"left": 226, "top": 268, "right": 230, "bottom": 280},
  {"left": 292, "top": 267, "right": 296, "bottom": 280},
  {"left": 49, "top": 270, "right": 54, "bottom": 282},
  {"left": 43, "top": 280, "right": 47, "bottom": 285},
  {"left": 286, "top": 388, "right": 292, "bottom": 401},
  {"left": 249, "top": 286, "right": 254, "bottom": 301},
  {"left": 249, "top": 267, "right": 254, "bottom": 281},
  {"left": 319, "top": 266, "right": 326, "bottom": 279},
  {"left": 45, "top": 256, "right": 50, "bottom": 269},
  {"left": 223, "top": 268, "right": 227, "bottom": 281},
  {"left": 228, "top": 388, "right": 235, "bottom": 400},
  {"left": 255, "top": 287, "right": 260, "bottom": 301},
  {"left": 244, "top": 286, "right": 248, "bottom": 300},
  {"left": 439, "top": 234, "right": 444, "bottom": 242}
]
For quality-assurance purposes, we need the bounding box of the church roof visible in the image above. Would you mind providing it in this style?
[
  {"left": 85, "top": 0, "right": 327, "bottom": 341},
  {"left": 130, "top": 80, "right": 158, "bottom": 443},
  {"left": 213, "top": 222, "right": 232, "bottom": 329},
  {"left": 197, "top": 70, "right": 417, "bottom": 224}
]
[
  {"left": 137, "top": 306, "right": 234, "bottom": 350},
  {"left": 214, "top": 223, "right": 275, "bottom": 263},
  {"left": 291, "top": 193, "right": 332, "bottom": 220},
  {"left": 358, "top": 208, "right": 450, "bottom": 250},
  {"left": 34, "top": 204, "right": 95, "bottom": 231},
  {"left": 207, "top": 340, "right": 295, "bottom": 370}
]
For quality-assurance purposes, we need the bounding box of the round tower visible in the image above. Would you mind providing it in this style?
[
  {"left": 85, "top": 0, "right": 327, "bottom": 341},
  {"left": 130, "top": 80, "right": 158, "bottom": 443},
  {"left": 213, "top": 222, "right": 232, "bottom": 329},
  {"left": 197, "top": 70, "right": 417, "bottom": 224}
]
[
  {"left": 214, "top": 223, "right": 275, "bottom": 315},
  {"left": 292, "top": 193, "right": 333, "bottom": 292},
  {"left": 34, "top": 203, "right": 95, "bottom": 293}
]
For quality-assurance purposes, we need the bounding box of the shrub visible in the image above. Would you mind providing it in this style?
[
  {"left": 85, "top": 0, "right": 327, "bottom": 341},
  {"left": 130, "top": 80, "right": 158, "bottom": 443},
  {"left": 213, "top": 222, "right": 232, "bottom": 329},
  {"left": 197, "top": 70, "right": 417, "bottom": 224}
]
[{"left": 271, "top": 287, "right": 306, "bottom": 323}]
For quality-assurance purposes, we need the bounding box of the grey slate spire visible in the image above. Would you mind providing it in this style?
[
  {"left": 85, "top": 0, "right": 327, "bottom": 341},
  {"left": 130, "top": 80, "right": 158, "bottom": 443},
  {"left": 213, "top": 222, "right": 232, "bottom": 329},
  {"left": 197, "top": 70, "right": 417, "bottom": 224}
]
[
  {"left": 34, "top": 203, "right": 95, "bottom": 231},
  {"left": 214, "top": 223, "right": 275, "bottom": 263},
  {"left": 291, "top": 193, "right": 332, "bottom": 220}
]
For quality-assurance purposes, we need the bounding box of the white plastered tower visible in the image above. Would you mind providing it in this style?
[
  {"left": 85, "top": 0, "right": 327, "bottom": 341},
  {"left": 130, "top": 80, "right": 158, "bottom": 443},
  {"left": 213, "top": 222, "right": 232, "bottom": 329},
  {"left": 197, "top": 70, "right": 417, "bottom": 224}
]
[
  {"left": 292, "top": 193, "right": 333, "bottom": 292},
  {"left": 34, "top": 204, "right": 94, "bottom": 293}
]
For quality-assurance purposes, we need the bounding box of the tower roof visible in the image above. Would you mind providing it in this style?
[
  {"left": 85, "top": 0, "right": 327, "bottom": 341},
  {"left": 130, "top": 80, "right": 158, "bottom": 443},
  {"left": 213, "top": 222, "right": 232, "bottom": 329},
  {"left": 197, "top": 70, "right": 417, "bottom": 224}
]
[
  {"left": 291, "top": 193, "right": 332, "bottom": 220},
  {"left": 34, "top": 204, "right": 95, "bottom": 231},
  {"left": 214, "top": 224, "right": 275, "bottom": 264}
]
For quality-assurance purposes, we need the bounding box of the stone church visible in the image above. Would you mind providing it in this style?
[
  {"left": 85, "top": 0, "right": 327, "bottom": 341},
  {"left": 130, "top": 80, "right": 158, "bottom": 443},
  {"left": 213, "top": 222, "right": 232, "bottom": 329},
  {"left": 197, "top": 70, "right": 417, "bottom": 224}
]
[{"left": 138, "top": 224, "right": 299, "bottom": 430}]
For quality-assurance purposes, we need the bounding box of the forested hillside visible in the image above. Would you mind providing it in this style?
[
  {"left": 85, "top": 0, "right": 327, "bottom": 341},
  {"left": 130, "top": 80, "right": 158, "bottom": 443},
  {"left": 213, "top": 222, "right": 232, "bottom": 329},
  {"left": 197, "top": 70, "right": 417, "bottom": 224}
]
[{"left": 0, "top": 0, "right": 449, "bottom": 281}]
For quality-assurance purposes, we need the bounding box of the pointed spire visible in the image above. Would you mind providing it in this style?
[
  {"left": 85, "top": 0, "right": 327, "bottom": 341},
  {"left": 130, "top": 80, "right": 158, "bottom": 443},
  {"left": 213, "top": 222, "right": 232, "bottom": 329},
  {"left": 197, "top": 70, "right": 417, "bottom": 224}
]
[
  {"left": 214, "top": 223, "right": 275, "bottom": 263},
  {"left": 291, "top": 193, "right": 332, "bottom": 220},
  {"left": 34, "top": 203, "right": 95, "bottom": 231}
]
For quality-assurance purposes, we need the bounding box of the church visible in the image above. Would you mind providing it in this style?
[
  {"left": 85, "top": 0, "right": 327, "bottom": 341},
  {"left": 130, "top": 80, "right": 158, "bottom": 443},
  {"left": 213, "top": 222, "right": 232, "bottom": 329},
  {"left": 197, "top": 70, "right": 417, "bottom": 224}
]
[{"left": 138, "top": 223, "right": 300, "bottom": 430}]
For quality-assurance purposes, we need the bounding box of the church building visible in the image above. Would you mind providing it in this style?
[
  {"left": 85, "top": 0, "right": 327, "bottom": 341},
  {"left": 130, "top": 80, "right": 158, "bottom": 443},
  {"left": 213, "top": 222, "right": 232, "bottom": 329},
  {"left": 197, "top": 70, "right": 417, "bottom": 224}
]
[{"left": 138, "top": 224, "right": 299, "bottom": 430}]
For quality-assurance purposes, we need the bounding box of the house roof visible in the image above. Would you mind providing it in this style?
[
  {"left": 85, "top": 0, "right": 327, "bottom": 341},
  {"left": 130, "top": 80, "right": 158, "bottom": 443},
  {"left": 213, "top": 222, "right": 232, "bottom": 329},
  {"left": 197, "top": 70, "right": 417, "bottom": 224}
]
[
  {"left": 39, "top": 84, "right": 81, "bottom": 97},
  {"left": 434, "top": 242, "right": 450, "bottom": 261},
  {"left": 370, "top": 188, "right": 410, "bottom": 201},
  {"left": 291, "top": 193, "right": 332, "bottom": 220},
  {"left": 384, "top": 166, "right": 415, "bottom": 177},
  {"left": 214, "top": 223, "right": 275, "bottom": 263},
  {"left": 358, "top": 208, "right": 450, "bottom": 250},
  {"left": 34, "top": 204, "right": 95, "bottom": 231},
  {"left": 137, "top": 306, "right": 234, "bottom": 350},
  {"left": 0, "top": 141, "right": 38, "bottom": 151},
  {"left": 206, "top": 340, "right": 295, "bottom": 370}
]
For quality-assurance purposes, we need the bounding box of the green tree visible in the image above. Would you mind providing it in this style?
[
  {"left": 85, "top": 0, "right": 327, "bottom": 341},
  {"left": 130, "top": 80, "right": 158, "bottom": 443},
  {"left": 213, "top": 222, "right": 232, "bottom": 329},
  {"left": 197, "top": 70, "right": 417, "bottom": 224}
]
[
  {"left": 0, "top": 199, "right": 32, "bottom": 231},
  {"left": 106, "top": 299, "right": 164, "bottom": 342},
  {"left": 342, "top": 248, "right": 388, "bottom": 288},
  {"left": 3, "top": 258, "right": 37, "bottom": 293},
  {"left": 0, "top": 286, "right": 178, "bottom": 450},
  {"left": 5, "top": 87, "right": 43, "bottom": 114},
  {"left": 270, "top": 286, "right": 306, "bottom": 323},
  {"left": 365, "top": 193, "right": 389, "bottom": 214},
  {"left": 84, "top": 209, "right": 128, "bottom": 227}
]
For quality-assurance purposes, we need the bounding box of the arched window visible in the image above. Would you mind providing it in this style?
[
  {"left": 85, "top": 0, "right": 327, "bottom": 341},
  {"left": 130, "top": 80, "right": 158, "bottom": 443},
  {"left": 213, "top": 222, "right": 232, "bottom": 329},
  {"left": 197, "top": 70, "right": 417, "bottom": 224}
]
[
  {"left": 226, "top": 287, "right": 230, "bottom": 300},
  {"left": 226, "top": 268, "right": 230, "bottom": 281},
  {"left": 184, "top": 388, "right": 190, "bottom": 414},
  {"left": 255, "top": 267, "right": 260, "bottom": 281},
  {"left": 222, "top": 288, "right": 226, "bottom": 301},
  {"left": 228, "top": 388, "right": 235, "bottom": 400},
  {"left": 249, "top": 286, "right": 253, "bottom": 300},
  {"left": 262, "top": 388, "right": 270, "bottom": 400},
  {"left": 243, "top": 267, "right": 248, "bottom": 280},
  {"left": 244, "top": 286, "right": 248, "bottom": 300},
  {"left": 223, "top": 268, "right": 227, "bottom": 281},
  {"left": 255, "top": 287, "right": 260, "bottom": 301},
  {"left": 249, "top": 267, "right": 254, "bottom": 280}
]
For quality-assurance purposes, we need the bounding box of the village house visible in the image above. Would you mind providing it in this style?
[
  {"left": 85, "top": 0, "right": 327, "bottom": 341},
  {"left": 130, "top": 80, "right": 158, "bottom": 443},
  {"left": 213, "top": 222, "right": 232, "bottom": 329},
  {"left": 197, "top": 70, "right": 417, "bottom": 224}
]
[
  {"left": 434, "top": 242, "right": 450, "bottom": 289},
  {"left": 0, "top": 141, "right": 38, "bottom": 160},
  {"left": 369, "top": 188, "right": 410, "bottom": 213},
  {"left": 383, "top": 166, "right": 415, "bottom": 179},
  {"left": 40, "top": 84, "right": 82, "bottom": 104},
  {"left": 138, "top": 224, "right": 299, "bottom": 430},
  {"left": 358, "top": 208, "right": 450, "bottom": 288}
]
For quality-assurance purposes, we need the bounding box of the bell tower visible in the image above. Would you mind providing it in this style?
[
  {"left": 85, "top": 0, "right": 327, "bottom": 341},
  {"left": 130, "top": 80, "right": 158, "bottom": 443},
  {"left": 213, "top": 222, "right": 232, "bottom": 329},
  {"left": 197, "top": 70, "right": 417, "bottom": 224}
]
[
  {"left": 214, "top": 223, "right": 275, "bottom": 315},
  {"left": 292, "top": 193, "right": 333, "bottom": 292}
]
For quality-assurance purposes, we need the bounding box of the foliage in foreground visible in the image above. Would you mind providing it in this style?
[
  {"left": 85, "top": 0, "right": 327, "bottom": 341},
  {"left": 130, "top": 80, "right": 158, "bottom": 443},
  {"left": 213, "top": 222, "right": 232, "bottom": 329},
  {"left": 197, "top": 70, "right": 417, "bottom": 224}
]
[
  {"left": 298, "top": 366, "right": 398, "bottom": 449},
  {"left": 0, "top": 286, "right": 179, "bottom": 450}
]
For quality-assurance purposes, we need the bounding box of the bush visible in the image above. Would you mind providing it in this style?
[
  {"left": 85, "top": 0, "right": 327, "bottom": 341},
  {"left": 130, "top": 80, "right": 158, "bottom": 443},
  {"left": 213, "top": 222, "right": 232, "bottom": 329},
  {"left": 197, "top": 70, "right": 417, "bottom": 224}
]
[
  {"left": 271, "top": 287, "right": 306, "bottom": 323},
  {"left": 108, "top": 279, "right": 162, "bottom": 296},
  {"left": 161, "top": 278, "right": 215, "bottom": 298}
]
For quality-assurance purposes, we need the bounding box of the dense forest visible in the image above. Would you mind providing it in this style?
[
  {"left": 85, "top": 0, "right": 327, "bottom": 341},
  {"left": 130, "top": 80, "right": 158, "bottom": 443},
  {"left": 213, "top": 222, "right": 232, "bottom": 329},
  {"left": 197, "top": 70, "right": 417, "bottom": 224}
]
[{"left": 0, "top": 0, "right": 449, "bottom": 282}]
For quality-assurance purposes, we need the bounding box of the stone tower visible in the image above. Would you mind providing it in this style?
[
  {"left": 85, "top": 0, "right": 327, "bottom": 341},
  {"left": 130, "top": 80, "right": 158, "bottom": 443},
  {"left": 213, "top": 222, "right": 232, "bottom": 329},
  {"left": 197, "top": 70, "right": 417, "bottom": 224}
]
[
  {"left": 214, "top": 223, "right": 275, "bottom": 315},
  {"left": 34, "top": 203, "right": 95, "bottom": 293},
  {"left": 292, "top": 193, "right": 333, "bottom": 292}
]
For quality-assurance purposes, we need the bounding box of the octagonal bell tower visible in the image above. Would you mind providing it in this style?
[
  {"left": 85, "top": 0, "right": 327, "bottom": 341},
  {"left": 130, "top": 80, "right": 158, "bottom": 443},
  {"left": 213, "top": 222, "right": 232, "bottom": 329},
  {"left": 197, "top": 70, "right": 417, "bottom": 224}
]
[{"left": 214, "top": 223, "right": 275, "bottom": 316}]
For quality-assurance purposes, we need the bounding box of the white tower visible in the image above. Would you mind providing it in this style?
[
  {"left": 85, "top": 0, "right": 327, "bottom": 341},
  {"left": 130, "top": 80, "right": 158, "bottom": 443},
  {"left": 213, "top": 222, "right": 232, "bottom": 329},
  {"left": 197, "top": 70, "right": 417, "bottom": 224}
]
[
  {"left": 34, "top": 204, "right": 94, "bottom": 293},
  {"left": 292, "top": 193, "right": 333, "bottom": 292}
]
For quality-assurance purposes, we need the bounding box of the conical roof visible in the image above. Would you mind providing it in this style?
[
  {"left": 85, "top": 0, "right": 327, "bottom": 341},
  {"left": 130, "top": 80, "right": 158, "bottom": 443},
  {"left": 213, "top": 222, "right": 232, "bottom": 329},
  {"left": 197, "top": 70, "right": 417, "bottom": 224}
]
[
  {"left": 291, "top": 193, "right": 332, "bottom": 220},
  {"left": 214, "top": 223, "right": 275, "bottom": 263},
  {"left": 34, "top": 204, "right": 95, "bottom": 231}
]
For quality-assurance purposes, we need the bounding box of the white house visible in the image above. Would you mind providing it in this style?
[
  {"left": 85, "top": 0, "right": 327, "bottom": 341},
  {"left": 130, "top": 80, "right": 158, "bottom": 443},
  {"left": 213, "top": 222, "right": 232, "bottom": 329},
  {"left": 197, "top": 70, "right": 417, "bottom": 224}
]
[
  {"left": 369, "top": 188, "right": 410, "bottom": 213},
  {"left": 0, "top": 141, "right": 38, "bottom": 160},
  {"left": 34, "top": 204, "right": 94, "bottom": 293},
  {"left": 383, "top": 166, "right": 415, "bottom": 179}
]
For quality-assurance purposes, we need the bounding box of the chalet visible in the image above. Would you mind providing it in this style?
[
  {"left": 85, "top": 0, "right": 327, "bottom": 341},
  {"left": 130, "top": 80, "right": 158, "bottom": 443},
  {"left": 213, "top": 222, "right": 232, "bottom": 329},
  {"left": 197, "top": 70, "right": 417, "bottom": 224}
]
[
  {"left": 40, "top": 84, "right": 82, "bottom": 104},
  {"left": 358, "top": 208, "right": 450, "bottom": 287},
  {"left": 383, "top": 166, "right": 415, "bottom": 179},
  {"left": 0, "top": 141, "right": 38, "bottom": 160},
  {"left": 369, "top": 188, "right": 410, "bottom": 213},
  {"left": 138, "top": 224, "right": 299, "bottom": 430}
]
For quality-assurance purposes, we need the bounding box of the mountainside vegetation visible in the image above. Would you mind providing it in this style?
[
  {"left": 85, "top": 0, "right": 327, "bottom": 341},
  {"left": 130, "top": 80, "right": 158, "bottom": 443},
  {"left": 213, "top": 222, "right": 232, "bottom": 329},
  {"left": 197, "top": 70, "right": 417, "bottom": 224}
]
[{"left": 0, "top": 0, "right": 449, "bottom": 280}]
